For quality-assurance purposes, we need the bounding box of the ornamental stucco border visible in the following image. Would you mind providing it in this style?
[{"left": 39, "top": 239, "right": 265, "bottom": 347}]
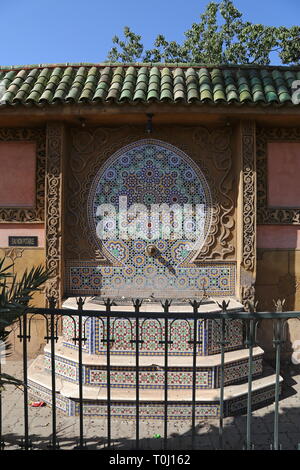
[
  {"left": 45, "top": 122, "right": 65, "bottom": 302},
  {"left": 257, "top": 127, "right": 300, "bottom": 225},
  {"left": 240, "top": 121, "right": 256, "bottom": 306},
  {"left": 0, "top": 128, "right": 45, "bottom": 222}
]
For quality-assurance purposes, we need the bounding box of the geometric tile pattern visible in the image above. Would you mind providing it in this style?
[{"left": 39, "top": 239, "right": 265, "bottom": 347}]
[
  {"left": 62, "top": 315, "right": 89, "bottom": 352},
  {"left": 64, "top": 139, "right": 236, "bottom": 297},
  {"left": 66, "top": 261, "right": 236, "bottom": 297},
  {"left": 219, "top": 356, "right": 263, "bottom": 387},
  {"left": 44, "top": 355, "right": 78, "bottom": 383},
  {"left": 28, "top": 379, "right": 70, "bottom": 414},
  {"left": 27, "top": 379, "right": 279, "bottom": 419},
  {"left": 62, "top": 316, "right": 243, "bottom": 357},
  {"left": 207, "top": 318, "right": 244, "bottom": 355},
  {"left": 43, "top": 351, "right": 263, "bottom": 389},
  {"left": 74, "top": 401, "right": 221, "bottom": 419},
  {"left": 227, "top": 384, "right": 280, "bottom": 415},
  {"left": 88, "top": 141, "right": 212, "bottom": 271},
  {"left": 87, "top": 368, "right": 212, "bottom": 389}
]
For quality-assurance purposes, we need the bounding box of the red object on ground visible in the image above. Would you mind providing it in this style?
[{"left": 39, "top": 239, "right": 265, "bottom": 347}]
[{"left": 30, "top": 401, "right": 46, "bottom": 407}]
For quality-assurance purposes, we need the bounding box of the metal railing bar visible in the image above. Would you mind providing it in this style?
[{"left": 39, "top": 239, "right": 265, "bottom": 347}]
[
  {"left": 245, "top": 318, "right": 255, "bottom": 450},
  {"left": 5, "top": 299, "right": 300, "bottom": 451},
  {"left": 160, "top": 300, "right": 172, "bottom": 450},
  {"left": 103, "top": 298, "right": 113, "bottom": 449},
  {"left": 131, "top": 299, "right": 143, "bottom": 449},
  {"left": 189, "top": 300, "right": 202, "bottom": 450},
  {"left": 75, "top": 297, "right": 85, "bottom": 449},
  {"left": 218, "top": 317, "right": 226, "bottom": 450},
  {"left": 0, "top": 361, "right": 3, "bottom": 450},
  {"left": 25, "top": 306, "right": 300, "bottom": 320},
  {"left": 48, "top": 297, "right": 59, "bottom": 450},
  {"left": 272, "top": 318, "right": 285, "bottom": 451},
  {"left": 20, "top": 312, "right": 31, "bottom": 450},
  {"left": 216, "top": 300, "right": 231, "bottom": 450}
]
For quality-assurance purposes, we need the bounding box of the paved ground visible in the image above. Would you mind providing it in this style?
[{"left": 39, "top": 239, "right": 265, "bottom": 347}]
[{"left": 1, "top": 360, "right": 300, "bottom": 451}]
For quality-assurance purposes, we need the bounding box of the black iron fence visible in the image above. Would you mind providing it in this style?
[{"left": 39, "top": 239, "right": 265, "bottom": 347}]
[{"left": 0, "top": 297, "right": 299, "bottom": 451}]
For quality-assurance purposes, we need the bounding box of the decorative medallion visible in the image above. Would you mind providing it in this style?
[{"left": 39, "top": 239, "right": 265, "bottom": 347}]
[{"left": 83, "top": 139, "right": 220, "bottom": 295}]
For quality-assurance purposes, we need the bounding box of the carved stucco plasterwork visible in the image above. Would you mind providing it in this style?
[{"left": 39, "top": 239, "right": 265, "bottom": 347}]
[
  {"left": 240, "top": 121, "right": 256, "bottom": 306},
  {"left": 257, "top": 127, "right": 300, "bottom": 224},
  {"left": 0, "top": 128, "right": 45, "bottom": 222},
  {"left": 65, "top": 126, "right": 235, "bottom": 264},
  {"left": 45, "top": 123, "right": 65, "bottom": 302},
  {"left": 192, "top": 127, "right": 235, "bottom": 261}
]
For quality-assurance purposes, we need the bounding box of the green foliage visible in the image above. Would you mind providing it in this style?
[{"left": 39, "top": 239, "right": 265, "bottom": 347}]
[
  {"left": 108, "top": 26, "right": 144, "bottom": 63},
  {"left": 0, "top": 258, "right": 50, "bottom": 390},
  {"left": 107, "top": 0, "right": 300, "bottom": 65}
]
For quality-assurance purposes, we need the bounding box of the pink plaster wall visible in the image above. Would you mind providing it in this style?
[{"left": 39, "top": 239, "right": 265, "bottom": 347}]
[
  {"left": 0, "top": 142, "right": 36, "bottom": 207},
  {"left": 0, "top": 224, "right": 45, "bottom": 247},
  {"left": 257, "top": 225, "right": 300, "bottom": 249},
  {"left": 268, "top": 142, "right": 300, "bottom": 207}
]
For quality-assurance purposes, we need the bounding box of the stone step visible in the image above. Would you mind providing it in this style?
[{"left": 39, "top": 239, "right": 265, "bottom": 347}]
[
  {"left": 63, "top": 296, "right": 244, "bottom": 313},
  {"left": 44, "top": 337, "right": 264, "bottom": 368},
  {"left": 42, "top": 338, "right": 264, "bottom": 389},
  {"left": 28, "top": 355, "right": 282, "bottom": 418}
]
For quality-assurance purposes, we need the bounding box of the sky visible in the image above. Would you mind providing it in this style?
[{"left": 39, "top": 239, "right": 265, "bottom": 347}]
[{"left": 1, "top": 0, "right": 300, "bottom": 66}]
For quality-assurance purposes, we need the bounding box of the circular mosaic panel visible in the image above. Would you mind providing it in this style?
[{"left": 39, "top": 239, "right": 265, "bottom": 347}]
[{"left": 88, "top": 139, "right": 213, "bottom": 292}]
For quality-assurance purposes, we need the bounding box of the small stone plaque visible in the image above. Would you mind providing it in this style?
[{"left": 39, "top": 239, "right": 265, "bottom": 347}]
[{"left": 8, "top": 236, "right": 38, "bottom": 247}]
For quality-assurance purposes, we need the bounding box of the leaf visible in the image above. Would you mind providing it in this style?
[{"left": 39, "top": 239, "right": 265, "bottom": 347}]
[
  {"left": 0, "top": 372, "right": 24, "bottom": 390},
  {"left": 106, "top": 1, "right": 300, "bottom": 65}
]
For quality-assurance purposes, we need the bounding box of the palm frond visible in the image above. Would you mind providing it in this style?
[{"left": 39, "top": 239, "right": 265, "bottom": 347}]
[
  {"left": 0, "top": 373, "right": 23, "bottom": 390},
  {"left": 0, "top": 263, "right": 52, "bottom": 326},
  {"left": 0, "top": 257, "right": 51, "bottom": 390},
  {"left": 0, "top": 330, "right": 12, "bottom": 363}
]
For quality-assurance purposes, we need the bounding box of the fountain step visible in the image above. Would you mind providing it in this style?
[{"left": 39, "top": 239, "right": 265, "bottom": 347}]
[
  {"left": 61, "top": 297, "right": 246, "bottom": 356},
  {"left": 28, "top": 355, "right": 282, "bottom": 418},
  {"left": 44, "top": 337, "right": 264, "bottom": 367},
  {"left": 41, "top": 338, "right": 264, "bottom": 389},
  {"left": 63, "top": 297, "right": 244, "bottom": 312}
]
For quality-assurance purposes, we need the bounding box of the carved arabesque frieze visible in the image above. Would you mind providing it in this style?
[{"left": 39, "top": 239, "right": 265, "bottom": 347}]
[
  {"left": 65, "top": 125, "right": 236, "bottom": 262},
  {"left": 242, "top": 123, "right": 256, "bottom": 273},
  {"left": 193, "top": 127, "right": 235, "bottom": 261},
  {"left": 0, "top": 128, "right": 45, "bottom": 222},
  {"left": 45, "top": 123, "right": 65, "bottom": 301},
  {"left": 240, "top": 121, "right": 256, "bottom": 306},
  {"left": 257, "top": 127, "right": 300, "bottom": 224}
]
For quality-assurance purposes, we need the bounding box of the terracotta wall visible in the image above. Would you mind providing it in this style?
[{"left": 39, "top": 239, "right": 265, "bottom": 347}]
[
  {"left": 267, "top": 142, "right": 300, "bottom": 207},
  {"left": 0, "top": 141, "right": 36, "bottom": 207},
  {"left": 0, "top": 137, "right": 47, "bottom": 357},
  {"left": 0, "top": 223, "right": 45, "bottom": 247},
  {"left": 256, "top": 247, "right": 300, "bottom": 359},
  {"left": 256, "top": 138, "right": 300, "bottom": 359}
]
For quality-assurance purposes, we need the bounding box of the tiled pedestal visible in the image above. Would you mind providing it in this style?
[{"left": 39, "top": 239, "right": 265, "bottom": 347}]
[{"left": 28, "top": 298, "right": 282, "bottom": 418}]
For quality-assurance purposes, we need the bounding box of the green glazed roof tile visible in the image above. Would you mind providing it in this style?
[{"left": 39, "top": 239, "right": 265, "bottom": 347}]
[
  {"left": 200, "top": 89, "right": 213, "bottom": 101},
  {"left": 147, "top": 89, "right": 159, "bottom": 100},
  {"left": 278, "top": 92, "right": 291, "bottom": 103},
  {"left": 79, "top": 67, "right": 99, "bottom": 102},
  {"left": 253, "top": 90, "right": 266, "bottom": 103},
  {"left": 213, "top": 89, "right": 226, "bottom": 101},
  {"left": 133, "top": 89, "right": 147, "bottom": 101},
  {"left": 227, "top": 90, "right": 239, "bottom": 102},
  {"left": 0, "top": 62, "right": 299, "bottom": 106}
]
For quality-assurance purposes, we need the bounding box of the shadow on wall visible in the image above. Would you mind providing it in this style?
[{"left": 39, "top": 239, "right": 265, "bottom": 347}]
[{"left": 256, "top": 226, "right": 300, "bottom": 363}]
